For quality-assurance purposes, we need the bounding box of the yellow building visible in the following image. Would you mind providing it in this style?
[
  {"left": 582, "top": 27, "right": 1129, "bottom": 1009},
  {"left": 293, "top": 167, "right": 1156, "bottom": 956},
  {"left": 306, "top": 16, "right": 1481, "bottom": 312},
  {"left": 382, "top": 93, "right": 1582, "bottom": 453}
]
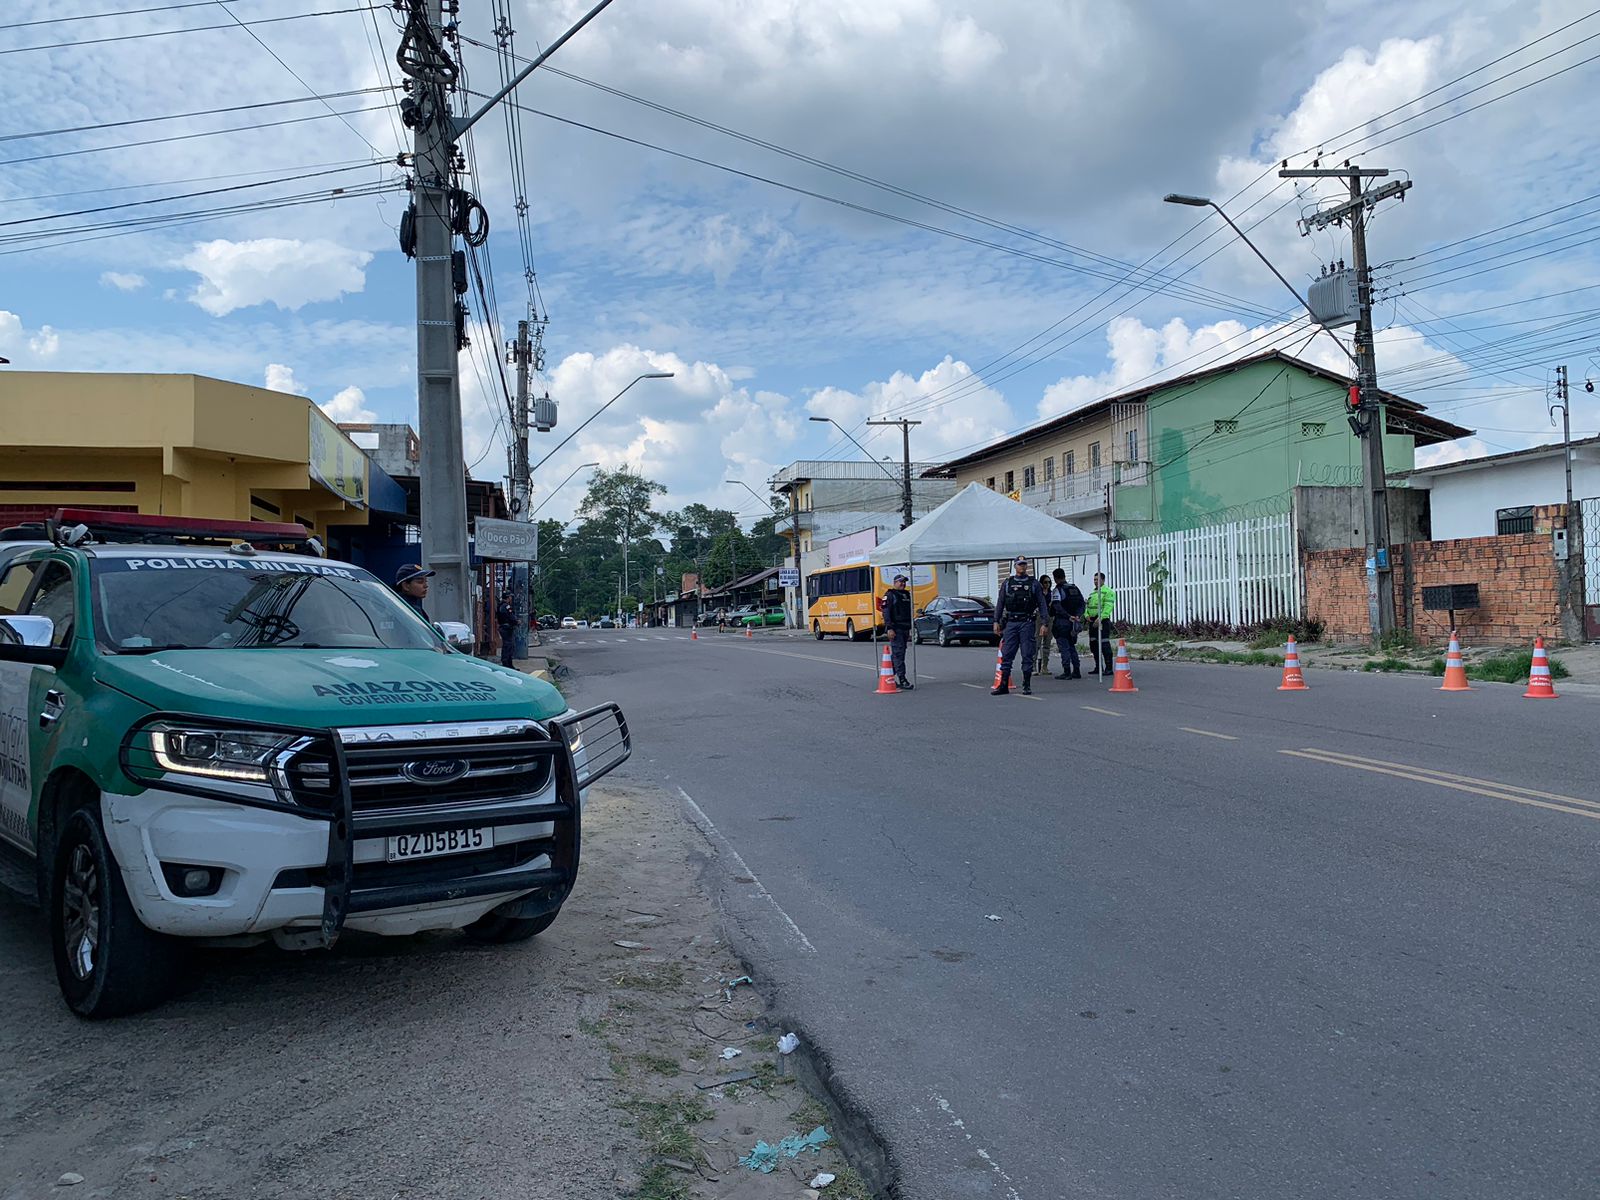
[{"left": 0, "top": 372, "right": 372, "bottom": 541}]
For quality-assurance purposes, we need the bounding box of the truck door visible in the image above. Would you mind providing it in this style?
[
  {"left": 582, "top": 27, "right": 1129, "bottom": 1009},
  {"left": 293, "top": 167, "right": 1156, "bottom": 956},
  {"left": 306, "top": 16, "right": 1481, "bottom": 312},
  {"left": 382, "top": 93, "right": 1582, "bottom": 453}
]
[{"left": 0, "top": 559, "right": 43, "bottom": 850}]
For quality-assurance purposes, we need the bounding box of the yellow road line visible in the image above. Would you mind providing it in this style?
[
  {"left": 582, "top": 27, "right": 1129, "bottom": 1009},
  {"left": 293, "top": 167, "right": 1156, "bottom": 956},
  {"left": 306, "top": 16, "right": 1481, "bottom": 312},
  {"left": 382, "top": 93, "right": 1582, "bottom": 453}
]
[
  {"left": 1081, "top": 705, "right": 1124, "bottom": 718},
  {"left": 1181, "top": 727, "right": 1238, "bottom": 740},
  {"left": 1296, "top": 747, "right": 1600, "bottom": 812},
  {"left": 1281, "top": 749, "right": 1600, "bottom": 822}
]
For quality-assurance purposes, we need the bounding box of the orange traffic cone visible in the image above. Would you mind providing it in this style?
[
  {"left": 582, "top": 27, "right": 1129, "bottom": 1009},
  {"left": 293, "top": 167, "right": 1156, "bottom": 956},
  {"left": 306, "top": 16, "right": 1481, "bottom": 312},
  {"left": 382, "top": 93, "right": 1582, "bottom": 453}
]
[
  {"left": 991, "top": 645, "right": 1005, "bottom": 690},
  {"left": 1524, "top": 637, "right": 1559, "bottom": 699},
  {"left": 690, "top": 627, "right": 698, "bottom": 640},
  {"left": 1277, "top": 637, "right": 1308, "bottom": 691},
  {"left": 1438, "top": 630, "right": 1471, "bottom": 692},
  {"left": 745, "top": 626, "right": 753, "bottom": 639},
  {"left": 876, "top": 643, "right": 898, "bottom": 694},
  {"left": 1108, "top": 639, "right": 1138, "bottom": 693}
]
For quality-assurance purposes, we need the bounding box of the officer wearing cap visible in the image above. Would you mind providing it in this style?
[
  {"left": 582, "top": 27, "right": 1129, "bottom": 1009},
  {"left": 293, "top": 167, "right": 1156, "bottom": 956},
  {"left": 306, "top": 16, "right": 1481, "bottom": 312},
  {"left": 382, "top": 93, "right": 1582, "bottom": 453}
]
[
  {"left": 992, "top": 555, "right": 1045, "bottom": 695},
  {"left": 394, "top": 563, "right": 434, "bottom": 621},
  {"left": 882, "top": 571, "right": 915, "bottom": 690}
]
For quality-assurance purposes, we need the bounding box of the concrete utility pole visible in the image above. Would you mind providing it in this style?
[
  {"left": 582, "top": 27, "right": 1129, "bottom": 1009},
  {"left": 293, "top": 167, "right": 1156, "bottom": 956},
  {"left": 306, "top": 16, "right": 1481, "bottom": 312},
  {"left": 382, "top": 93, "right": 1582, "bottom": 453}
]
[
  {"left": 508, "top": 319, "right": 533, "bottom": 656},
  {"left": 1552, "top": 365, "right": 1583, "bottom": 639},
  {"left": 867, "top": 417, "right": 922, "bottom": 529},
  {"left": 404, "top": 0, "right": 471, "bottom": 626},
  {"left": 1281, "top": 164, "right": 1412, "bottom": 642},
  {"left": 398, "top": 0, "right": 618, "bottom": 629}
]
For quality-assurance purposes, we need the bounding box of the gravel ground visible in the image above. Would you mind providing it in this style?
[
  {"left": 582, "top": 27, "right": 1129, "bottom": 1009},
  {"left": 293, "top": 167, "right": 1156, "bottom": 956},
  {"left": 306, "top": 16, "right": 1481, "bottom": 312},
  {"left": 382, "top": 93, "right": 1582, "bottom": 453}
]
[{"left": 0, "top": 782, "right": 869, "bottom": 1200}]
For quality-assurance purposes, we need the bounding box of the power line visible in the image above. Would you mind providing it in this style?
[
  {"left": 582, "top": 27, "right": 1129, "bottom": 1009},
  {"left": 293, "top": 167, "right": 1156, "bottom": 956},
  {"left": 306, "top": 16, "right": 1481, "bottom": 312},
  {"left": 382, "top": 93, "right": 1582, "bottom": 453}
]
[
  {"left": 208, "top": 0, "right": 386, "bottom": 158},
  {"left": 2, "top": 6, "right": 368, "bottom": 55},
  {"left": 0, "top": 103, "right": 393, "bottom": 167},
  {"left": 0, "top": 156, "right": 372, "bottom": 204},
  {"left": 1, "top": 88, "right": 392, "bottom": 143},
  {"left": 15, "top": 1, "right": 240, "bottom": 28}
]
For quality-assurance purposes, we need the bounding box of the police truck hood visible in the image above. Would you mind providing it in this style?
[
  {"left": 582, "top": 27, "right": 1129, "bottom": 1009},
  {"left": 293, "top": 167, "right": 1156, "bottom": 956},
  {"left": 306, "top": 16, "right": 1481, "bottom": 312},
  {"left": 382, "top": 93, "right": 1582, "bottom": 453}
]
[{"left": 100, "top": 648, "right": 568, "bottom": 726}]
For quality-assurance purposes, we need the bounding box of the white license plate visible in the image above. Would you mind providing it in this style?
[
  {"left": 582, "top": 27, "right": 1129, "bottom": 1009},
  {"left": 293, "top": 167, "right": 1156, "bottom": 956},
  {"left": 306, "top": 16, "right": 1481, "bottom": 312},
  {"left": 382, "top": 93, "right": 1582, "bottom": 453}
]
[{"left": 386, "top": 826, "right": 493, "bottom": 863}]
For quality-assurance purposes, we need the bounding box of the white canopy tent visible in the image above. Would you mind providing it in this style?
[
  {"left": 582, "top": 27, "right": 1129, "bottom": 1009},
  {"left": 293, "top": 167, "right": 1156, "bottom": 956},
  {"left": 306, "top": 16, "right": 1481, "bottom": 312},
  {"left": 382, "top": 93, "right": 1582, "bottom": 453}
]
[{"left": 866, "top": 482, "right": 1100, "bottom": 567}]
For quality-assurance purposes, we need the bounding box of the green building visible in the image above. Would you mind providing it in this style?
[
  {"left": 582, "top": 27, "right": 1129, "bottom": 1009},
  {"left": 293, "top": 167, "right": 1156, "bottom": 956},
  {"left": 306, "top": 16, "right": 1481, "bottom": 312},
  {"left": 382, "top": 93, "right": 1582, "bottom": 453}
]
[{"left": 1110, "top": 351, "right": 1471, "bottom": 537}]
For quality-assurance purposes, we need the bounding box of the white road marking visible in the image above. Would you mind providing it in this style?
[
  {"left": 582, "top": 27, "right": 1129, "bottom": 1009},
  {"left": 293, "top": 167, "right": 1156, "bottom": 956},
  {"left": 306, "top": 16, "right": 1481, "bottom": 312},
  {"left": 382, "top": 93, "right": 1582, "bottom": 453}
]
[
  {"left": 1081, "top": 705, "right": 1124, "bottom": 718},
  {"left": 678, "top": 786, "right": 817, "bottom": 955},
  {"left": 1181, "top": 727, "right": 1238, "bottom": 740},
  {"left": 932, "top": 1093, "right": 1024, "bottom": 1200}
]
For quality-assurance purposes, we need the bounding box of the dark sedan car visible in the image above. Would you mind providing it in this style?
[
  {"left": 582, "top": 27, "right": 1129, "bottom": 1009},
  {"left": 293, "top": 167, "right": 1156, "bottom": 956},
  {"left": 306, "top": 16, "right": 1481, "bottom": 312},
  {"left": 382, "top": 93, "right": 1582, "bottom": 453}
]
[{"left": 913, "top": 596, "right": 998, "bottom": 646}]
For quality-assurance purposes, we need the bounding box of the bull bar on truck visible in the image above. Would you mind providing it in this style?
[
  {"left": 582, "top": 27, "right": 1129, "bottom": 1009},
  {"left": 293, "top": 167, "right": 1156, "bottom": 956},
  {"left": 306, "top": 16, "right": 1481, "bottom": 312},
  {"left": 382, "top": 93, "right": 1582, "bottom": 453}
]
[{"left": 118, "top": 704, "right": 631, "bottom": 944}]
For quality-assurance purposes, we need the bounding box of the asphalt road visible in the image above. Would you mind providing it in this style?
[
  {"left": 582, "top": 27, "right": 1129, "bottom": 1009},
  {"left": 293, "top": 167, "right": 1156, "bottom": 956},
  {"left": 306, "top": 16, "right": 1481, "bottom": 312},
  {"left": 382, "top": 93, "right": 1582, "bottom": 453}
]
[{"left": 561, "top": 626, "right": 1600, "bottom": 1200}]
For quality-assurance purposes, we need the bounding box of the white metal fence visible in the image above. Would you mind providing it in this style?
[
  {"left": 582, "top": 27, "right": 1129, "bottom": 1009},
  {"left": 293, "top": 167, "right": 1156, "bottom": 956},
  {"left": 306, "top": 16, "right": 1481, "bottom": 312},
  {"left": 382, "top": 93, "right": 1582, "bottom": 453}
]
[{"left": 1104, "top": 513, "right": 1299, "bottom": 627}]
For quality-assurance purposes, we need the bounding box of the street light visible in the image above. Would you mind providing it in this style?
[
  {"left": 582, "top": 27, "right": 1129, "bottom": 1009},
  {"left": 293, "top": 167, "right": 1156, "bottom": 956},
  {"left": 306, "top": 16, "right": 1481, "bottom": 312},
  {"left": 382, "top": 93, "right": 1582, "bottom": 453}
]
[
  {"left": 1162, "top": 193, "right": 1317, "bottom": 319},
  {"left": 807, "top": 416, "right": 901, "bottom": 484},
  {"left": 530, "top": 461, "right": 599, "bottom": 517},
  {"left": 532, "top": 372, "right": 674, "bottom": 474}
]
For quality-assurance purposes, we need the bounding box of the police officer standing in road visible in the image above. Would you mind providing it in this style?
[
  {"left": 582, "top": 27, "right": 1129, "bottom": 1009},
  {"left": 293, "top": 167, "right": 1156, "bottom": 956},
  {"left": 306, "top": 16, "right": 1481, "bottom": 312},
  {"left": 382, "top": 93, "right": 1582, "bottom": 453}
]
[
  {"left": 992, "top": 555, "right": 1045, "bottom": 695},
  {"left": 1084, "top": 571, "right": 1117, "bottom": 676},
  {"left": 882, "top": 572, "right": 915, "bottom": 691},
  {"left": 495, "top": 595, "right": 516, "bottom": 668}
]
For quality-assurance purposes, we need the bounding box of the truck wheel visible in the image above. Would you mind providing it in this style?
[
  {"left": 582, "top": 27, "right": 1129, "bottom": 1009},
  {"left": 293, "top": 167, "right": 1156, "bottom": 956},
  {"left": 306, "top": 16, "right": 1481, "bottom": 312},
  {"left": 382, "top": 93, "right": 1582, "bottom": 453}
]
[
  {"left": 462, "top": 909, "right": 558, "bottom": 944},
  {"left": 51, "top": 805, "right": 181, "bottom": 1019}
]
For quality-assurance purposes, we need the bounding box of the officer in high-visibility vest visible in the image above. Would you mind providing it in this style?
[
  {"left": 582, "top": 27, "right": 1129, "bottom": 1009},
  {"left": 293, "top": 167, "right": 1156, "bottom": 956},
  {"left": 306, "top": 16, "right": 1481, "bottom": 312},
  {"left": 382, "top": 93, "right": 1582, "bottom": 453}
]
[
  {"left": 992, "top": 555, "right": 1045, "bottom": 695},
  {"left": 1084, "top": 571, "right": 1117, "bottom": 675}
]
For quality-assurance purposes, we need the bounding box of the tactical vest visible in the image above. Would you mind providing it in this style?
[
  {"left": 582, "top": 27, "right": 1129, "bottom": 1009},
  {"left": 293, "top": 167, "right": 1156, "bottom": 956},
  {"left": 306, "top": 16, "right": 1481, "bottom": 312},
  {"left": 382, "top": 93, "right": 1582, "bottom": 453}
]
[{"left": 1001, "top": 575, "right": 1038, "bottom": 619}]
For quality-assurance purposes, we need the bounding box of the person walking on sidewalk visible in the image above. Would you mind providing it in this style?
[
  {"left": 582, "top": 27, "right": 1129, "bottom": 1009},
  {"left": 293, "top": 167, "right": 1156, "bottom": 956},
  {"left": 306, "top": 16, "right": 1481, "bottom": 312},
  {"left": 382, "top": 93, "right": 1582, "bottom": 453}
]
[
  {"left": 883, "top": 572, "right": 915, "bottom": 690},
  {"left": 992, "top": 555, "right": 1044, "bottom": 695},
  {"left": 495, "top": 596, "right": 516, "bottom": 668},
  {"left": 1084, "top": 571, "right": 1117, "bottom": 675},
  {"left": 1051, "top": 568, "right": 1085, "bottom": 679}
]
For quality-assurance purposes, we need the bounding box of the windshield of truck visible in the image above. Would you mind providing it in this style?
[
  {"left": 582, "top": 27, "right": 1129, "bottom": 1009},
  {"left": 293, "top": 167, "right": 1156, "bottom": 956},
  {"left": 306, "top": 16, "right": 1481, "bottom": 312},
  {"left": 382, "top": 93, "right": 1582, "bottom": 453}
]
[{"left": 89, "top": 556, "right": 447, "bottom": 653}]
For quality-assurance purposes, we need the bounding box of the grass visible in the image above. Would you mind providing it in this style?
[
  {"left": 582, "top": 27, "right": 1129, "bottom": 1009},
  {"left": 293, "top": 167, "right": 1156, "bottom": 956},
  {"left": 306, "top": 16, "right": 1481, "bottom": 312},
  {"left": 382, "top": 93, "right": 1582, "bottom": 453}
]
[
  {"left": 634, "top": 1053, "right": 681, "bottom": 1077},
  {"left": 622, "top": 1094, "right": 714, "bottom": 1161},
  {"left": 630, "top": 1164, "right": 693, "bottom": 1200},
  {"left": 827, "top": 1163, "right": 876, "bottom": 1200},
  {"left": 790, "top": 1096, "right": 830, "bottom": 1128},
  {"left": 613, "top": 963, "right": 687, "bottom": 992},
  {"left": 1428, "top": 649, "right": 1570, "bottom": 683},
  {"left": 1362, "top": 657, "right": 1412, "bottom": 673},
  {"left": 1171, "top": 647, "right": 1283, "bottom": 667}
]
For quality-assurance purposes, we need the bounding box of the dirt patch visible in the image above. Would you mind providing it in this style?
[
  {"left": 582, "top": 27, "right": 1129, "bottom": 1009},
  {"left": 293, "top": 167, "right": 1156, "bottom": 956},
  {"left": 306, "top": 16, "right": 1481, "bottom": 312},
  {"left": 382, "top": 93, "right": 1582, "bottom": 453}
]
[{"left": 0, "top": 782, "right": 871, "bottom": 1199}]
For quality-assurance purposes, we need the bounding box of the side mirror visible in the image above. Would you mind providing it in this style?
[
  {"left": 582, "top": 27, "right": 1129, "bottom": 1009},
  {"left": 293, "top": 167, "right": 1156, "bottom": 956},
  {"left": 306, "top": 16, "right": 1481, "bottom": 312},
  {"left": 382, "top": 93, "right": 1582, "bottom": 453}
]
[
  {"left": 1, "top": 615, "right": 54, "bottom": 647},
  {"left": 0, "top": 616, "right": 66, "bottom": 667}
]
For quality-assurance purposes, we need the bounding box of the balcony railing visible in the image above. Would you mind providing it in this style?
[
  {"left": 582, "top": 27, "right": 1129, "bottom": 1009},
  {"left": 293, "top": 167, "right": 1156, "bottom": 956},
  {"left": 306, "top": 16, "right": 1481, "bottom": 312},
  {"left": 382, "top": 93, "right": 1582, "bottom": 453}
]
[{"left": 1016, "top": 468, "right": 1109, "bottom": 517}]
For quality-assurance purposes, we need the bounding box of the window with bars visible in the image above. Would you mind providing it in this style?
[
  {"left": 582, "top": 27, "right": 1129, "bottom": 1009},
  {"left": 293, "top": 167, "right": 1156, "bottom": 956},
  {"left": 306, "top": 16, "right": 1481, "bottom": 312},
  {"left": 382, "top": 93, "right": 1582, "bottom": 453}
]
[
  {"left": 1044, "top": 456, "right": 1055, "bottom": 481},
  {"left": 1023, "top": 466, "right": 1036, "bottom": 489},
  {"left": 1300, "top": 421, "right": 1327, "bottom": 438},
  {"left": 1496, "top": 505, "right": 1535, "bottom": 535},
  {"left": 1214, "top": 419, "right": 1239, "bottom": 435},
  {"left": 1065, "top": 450, "right": 1075, "bottom": 476},
  {"left": 1125, "top": 429, "right": 1139, "bottom": 462},
  {"left": 1089, "top": 443, "right": 1100, "bottom": 469},
  {"left": 1004, "top": 470, "right": 1015, "bottom": 492}
]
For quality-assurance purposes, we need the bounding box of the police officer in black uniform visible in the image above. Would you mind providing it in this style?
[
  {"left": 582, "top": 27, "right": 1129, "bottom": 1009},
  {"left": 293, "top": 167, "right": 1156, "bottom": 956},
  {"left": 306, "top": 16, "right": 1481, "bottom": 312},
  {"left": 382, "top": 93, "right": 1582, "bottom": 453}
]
[{"left": 992, "top": 555, "right": 1045, "bottom": 695}]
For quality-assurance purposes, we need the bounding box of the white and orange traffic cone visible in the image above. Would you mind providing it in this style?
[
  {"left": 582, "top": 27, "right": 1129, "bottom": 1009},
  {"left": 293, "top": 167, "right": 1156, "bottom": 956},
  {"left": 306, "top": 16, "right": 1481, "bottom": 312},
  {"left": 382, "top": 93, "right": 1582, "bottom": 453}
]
[
  {"left": 745, "top": 625, "right": 753, "bottom": 639},
  {"left": 991, "top": 644, "right": 1005, "bottom": 691},
  {"left": 876, "top": 643, "right": 898, "bottom": 694},
  {"left": 1108, "top": 639, "right": 1138, "bottom": 693},
  {"left": 690, "top": 627, "right": 698, "bottom": 640},
  {"left": 1524, "top": 637, "right": 1559, "bottom": 699},
  {"left": 1438, "top": 630, "right": 1471, "bottom": 692},
  {"left": 1277, "top": 637, "right": 1308, "bottom": 691}
]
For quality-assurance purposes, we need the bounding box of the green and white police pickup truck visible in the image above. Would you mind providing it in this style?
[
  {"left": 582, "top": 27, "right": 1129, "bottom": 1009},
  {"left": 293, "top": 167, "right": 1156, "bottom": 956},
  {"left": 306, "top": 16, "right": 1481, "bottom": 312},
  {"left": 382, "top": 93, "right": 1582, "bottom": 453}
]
[{"left": 0, "top": 511, "right": 629, "bottom": 1018}]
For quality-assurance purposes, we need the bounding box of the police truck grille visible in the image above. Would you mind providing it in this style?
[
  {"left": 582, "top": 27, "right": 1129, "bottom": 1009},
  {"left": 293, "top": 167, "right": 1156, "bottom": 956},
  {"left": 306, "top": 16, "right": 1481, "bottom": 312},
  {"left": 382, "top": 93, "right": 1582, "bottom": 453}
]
[{"left": 285, "top": 730, "right": 554, "bottom": 812}]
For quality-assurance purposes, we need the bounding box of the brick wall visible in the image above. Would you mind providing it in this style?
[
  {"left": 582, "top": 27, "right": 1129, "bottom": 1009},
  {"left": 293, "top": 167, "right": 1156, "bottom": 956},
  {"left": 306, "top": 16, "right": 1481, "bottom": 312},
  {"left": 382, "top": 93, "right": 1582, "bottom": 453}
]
[{"left": 1305, "top": 505, "right": 1565, "bottom": 646}]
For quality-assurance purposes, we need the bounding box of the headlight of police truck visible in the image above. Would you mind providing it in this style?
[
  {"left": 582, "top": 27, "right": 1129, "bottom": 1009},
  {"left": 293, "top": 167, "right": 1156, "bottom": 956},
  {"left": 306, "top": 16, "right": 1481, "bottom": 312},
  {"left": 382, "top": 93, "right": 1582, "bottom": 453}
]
[{"left": 147, "top": 723, "right": 299, "bottom": 783}]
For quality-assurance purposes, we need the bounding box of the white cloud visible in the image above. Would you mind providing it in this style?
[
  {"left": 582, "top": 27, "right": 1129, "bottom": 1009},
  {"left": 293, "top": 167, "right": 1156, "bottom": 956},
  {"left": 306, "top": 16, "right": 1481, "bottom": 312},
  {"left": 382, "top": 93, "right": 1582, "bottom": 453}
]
[
  {"left": 322, "top": 385, "right": 377, "bottom": 423},
  {"left": 263, "top": 363, "right": 303, "bottom": 396},
  {"left": 180, "top": 238, "right": 373, "bottom": 317},
  {"left": 99, "top": 272, "right": 146, "bottom": 292},
  {"left": 808, "top": 357, "right": 1015, "bottom": 461},
  {"left": 0, "top": 311, "right": 60, "bottom": 364}
]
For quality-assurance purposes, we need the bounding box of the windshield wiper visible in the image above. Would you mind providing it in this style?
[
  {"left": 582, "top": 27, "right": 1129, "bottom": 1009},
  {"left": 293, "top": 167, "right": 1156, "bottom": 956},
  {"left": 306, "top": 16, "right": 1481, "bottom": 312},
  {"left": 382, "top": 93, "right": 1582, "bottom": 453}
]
[{"left": 113, "top": 643, "right": 197, "bottom": 655}]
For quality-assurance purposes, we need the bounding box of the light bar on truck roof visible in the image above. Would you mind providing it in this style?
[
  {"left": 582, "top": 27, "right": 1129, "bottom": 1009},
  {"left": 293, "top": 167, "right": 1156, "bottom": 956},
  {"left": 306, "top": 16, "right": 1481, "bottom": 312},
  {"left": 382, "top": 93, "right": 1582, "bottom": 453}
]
[{"left": 49, "top": 509, "right": 319, "bottom": 552}]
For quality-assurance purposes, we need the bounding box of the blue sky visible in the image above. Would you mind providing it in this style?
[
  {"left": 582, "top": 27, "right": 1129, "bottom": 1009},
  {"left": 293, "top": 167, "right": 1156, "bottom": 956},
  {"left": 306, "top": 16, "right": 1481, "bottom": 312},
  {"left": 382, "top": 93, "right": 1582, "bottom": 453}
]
[{"left": 5, "top": 0, "right": 1600, "bottom": 526}]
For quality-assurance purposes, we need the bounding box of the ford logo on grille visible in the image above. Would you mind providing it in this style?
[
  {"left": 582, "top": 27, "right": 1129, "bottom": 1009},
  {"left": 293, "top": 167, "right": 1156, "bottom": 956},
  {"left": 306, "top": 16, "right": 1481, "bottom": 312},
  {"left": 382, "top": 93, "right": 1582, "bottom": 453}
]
[{"left": 401, "top": 757, "right": 471, "bottom": 785}]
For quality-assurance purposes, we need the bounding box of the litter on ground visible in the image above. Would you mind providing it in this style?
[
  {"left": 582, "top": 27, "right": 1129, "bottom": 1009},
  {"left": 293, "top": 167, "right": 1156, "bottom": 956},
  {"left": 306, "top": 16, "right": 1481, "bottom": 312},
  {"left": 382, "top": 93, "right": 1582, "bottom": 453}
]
[
  {"left": 810, "top": 1172, "right": 837, "bottom": 1188},
  {"left": 720, "top": 1047, "right": 742, "bottom": 1060},
  {"left": 777, "top": 1032, "right": 800, "bottom": 1054},
  {"left": 738, "top": 1126, "right": 832, "bottom": 1172}
]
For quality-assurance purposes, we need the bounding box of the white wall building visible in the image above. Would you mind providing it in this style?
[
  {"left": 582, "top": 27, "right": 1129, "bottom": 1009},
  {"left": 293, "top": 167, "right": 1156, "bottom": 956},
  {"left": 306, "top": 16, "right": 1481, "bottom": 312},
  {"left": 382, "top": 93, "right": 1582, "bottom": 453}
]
[{"left": 1404, "top": 437, "right": 1600, "bottom": 539}]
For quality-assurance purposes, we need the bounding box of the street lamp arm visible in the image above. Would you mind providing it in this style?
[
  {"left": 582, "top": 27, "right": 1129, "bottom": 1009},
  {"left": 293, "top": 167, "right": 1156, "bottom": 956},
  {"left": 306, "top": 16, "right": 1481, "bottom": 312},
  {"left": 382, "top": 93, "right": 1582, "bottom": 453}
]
[
  {"left": 530, "top": 461, "right": 600, "bottom": 517},
  {"left": 1163, "top": 193, "right": 1359, "bottom": 369},
  {"left": 532, "top": 372, "right": 674, "bottom": 474},
  {"left": 455, "top": 0, "right": 618, "bottom": 137},
  {"left": 807, "top": 416, "right": 901, "bottom": 484}
]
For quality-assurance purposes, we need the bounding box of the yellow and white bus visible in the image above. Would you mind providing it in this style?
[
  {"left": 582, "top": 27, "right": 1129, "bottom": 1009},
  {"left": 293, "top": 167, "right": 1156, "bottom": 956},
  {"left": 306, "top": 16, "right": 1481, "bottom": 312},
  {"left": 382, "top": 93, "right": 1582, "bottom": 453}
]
[{"left": 806, "top": 562, "right": 938, "bottom": 640}]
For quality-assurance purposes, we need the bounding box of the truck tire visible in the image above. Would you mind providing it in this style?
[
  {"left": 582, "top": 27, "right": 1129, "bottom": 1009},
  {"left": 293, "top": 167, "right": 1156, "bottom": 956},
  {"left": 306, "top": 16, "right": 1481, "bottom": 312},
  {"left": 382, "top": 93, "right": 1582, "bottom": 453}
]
[
  {"left": 462, "top": 909, "right": 558, "bottom": 944},
  {"left": 51, "top": 804, "right": 181, "bottom": 1019}
]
